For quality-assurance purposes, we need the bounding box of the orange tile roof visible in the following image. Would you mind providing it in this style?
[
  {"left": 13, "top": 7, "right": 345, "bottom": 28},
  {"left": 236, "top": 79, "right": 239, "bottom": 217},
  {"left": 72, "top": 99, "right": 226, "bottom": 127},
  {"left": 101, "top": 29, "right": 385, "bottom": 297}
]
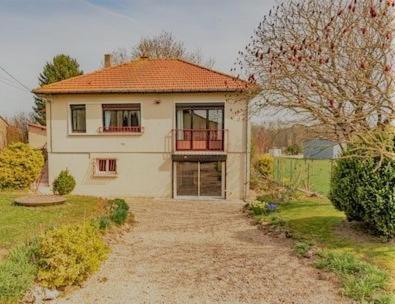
[{"left": 33, "top": 58, "right": 248, "bottom": 94}]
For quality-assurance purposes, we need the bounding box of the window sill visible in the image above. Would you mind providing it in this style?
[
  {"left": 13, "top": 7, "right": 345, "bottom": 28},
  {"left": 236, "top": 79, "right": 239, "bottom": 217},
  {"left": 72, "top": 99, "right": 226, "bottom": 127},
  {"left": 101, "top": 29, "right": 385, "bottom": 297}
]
[{"left": 93, "top": 173, "right": 118, "bottom": 178}]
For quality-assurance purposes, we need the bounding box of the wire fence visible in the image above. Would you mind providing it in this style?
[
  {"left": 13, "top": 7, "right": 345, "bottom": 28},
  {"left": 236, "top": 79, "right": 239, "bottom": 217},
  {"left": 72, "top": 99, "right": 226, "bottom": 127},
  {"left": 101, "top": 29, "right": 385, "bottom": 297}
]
[{"left": 272, "top": 157, "right": 334, "bottom": 195}]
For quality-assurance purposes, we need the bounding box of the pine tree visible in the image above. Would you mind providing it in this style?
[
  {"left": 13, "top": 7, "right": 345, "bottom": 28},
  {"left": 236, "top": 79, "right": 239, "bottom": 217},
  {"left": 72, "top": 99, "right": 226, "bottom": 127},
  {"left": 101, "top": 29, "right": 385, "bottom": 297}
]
[{"left": 33, "top": 54, "right": 83, "bottom": 125}]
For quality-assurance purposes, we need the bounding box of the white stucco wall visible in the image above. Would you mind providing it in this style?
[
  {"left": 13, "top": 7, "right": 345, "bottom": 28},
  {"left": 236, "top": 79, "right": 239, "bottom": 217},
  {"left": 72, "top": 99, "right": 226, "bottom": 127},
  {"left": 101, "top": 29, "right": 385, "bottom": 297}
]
[{"left": 46, "top": 93, "right": 249, "bottom": 199}]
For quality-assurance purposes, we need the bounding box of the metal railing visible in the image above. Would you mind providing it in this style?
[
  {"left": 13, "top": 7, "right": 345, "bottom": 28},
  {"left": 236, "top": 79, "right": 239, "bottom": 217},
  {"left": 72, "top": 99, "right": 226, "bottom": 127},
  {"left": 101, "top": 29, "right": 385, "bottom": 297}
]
[
  {"left": 173, "top": 129, "right": 226, "bottom": 151},
  {"left": 98, "top": 126, "right": 143, "bottom": 133}
]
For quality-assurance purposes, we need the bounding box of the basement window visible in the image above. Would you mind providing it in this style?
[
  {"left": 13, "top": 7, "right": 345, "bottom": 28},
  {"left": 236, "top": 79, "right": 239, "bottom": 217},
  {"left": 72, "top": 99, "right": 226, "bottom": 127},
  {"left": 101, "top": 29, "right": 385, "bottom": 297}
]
[{"left": 94, "top": 159, "right": 117, "bottom": 177}]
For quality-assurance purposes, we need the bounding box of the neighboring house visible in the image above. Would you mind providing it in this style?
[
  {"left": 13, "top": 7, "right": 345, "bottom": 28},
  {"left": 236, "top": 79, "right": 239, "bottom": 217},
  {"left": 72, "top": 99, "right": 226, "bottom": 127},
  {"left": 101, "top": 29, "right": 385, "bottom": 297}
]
[
  {"left": 268, "top": 148, "right": 282, "bottom": 157},
  {"left": 33, "top": 57, "right": 251, "bottom": 200},
  {"left": 0, "top": 116, "right": 8, "bottom": 149},
  {"left": 303, "top": 139, "right": 342, "bottom": 159},
  {"left": 28, "top": 123, "right": 47, "bottom": 149}
]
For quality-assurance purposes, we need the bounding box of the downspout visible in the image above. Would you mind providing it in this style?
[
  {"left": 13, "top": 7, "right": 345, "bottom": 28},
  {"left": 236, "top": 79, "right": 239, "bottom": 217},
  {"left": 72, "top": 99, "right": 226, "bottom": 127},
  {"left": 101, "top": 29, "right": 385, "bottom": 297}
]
[{"left": 244, "top": 99, "right": 250, "bottom": 202}]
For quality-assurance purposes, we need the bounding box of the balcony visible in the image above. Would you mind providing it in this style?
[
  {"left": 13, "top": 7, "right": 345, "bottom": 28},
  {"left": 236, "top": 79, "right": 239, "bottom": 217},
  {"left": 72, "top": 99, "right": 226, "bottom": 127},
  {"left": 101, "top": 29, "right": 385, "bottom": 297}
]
[{"left": 173, "top": 129, "right": 226, "bottom": 152}]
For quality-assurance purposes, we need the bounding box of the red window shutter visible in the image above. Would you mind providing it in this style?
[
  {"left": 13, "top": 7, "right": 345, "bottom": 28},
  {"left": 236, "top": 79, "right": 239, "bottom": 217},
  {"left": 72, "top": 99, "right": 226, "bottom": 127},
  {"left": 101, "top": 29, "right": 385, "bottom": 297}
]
[
  {"left": 108, "top": 159, "right": 117, "bottom": 172},
  {"left": 98, "top": 159, "right": 107, "bottom": 172}
]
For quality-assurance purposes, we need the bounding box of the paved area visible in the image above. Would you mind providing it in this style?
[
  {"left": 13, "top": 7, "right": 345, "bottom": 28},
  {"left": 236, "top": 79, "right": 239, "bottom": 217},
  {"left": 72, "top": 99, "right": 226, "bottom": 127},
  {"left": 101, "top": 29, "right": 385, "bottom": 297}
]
[{"left": 54, "top": 198, "right": 350, "bottom": 304}]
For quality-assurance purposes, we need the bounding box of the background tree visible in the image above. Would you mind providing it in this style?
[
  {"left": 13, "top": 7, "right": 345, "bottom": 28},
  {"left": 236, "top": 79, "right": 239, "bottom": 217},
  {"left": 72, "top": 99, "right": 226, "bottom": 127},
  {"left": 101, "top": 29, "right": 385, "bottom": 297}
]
[
  {"left": 111, "top": 31, "right": 215, "bottom": 67},
  {"left": 33, "top": 55, "right": 83, "bottom": 125},
  {"left": 6, "top": 112, "right": 32, "bottom": 144},
  {"left": 236, "top": 0, "right": 395, "bottom": 158}
]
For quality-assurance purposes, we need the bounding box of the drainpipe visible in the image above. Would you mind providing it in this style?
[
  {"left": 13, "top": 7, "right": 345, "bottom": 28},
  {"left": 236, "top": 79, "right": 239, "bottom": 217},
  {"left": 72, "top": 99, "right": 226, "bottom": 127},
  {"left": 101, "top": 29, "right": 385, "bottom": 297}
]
[{"left": 244, "top": 99, "right": 250, "bottom": 202}]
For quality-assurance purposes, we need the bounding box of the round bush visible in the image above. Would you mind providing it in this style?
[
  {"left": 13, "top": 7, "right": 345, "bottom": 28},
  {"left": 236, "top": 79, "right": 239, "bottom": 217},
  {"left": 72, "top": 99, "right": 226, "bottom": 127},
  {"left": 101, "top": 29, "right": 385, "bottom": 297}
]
[
  {"left": 52, "top": 169, "right": 76, "bottom": 195},
  {"left": 0, "top": 143, "right": 44, "bottom": 190},
  {"left": 329, "top": 128, "right": 395, "bottom": 239},
  {"left": 35, "top": 224, "right": 109, "bottom": 288}
]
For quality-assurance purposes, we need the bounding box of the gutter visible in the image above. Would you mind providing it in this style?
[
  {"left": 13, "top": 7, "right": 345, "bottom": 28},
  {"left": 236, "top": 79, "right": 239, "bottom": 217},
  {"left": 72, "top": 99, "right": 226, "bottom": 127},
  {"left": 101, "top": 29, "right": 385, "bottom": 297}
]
[{"left": 244, "top": 99, "right": 250, "bottom": 202}]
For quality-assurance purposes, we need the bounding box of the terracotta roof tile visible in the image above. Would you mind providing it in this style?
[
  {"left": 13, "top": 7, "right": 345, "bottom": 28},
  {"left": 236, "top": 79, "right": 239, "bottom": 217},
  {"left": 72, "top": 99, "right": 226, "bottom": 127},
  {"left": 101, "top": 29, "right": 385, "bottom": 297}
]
[{"left": 33, "top": 58, "right": 248, "bottom": 94}]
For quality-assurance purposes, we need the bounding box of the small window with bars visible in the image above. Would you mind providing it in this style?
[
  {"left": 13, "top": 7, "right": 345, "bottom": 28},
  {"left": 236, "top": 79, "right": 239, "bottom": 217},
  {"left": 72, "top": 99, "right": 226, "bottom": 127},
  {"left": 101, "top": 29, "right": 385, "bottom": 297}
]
[{"left": 95, "top": 159, "right": 117, "bottom": 176}]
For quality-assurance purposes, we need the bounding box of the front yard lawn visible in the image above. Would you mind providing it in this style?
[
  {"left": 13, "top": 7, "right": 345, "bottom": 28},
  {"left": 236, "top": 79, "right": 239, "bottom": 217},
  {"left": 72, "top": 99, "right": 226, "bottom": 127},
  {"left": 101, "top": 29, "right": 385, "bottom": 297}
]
[
  {"left": 0, "top": 192, "right": 108, "bottom": 256},
  {"left": 273, "top": 197, "right": 395, "bottom": 275},
  {"left": 254, "top": 196, "right": 395, "bottom": 301}
]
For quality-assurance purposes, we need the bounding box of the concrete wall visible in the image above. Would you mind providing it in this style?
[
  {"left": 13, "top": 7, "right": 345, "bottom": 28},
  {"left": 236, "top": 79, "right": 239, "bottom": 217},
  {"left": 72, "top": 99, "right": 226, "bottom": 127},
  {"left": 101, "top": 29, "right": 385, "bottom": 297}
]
[
  {"left": 46, "top": 93, "right": 249, "bottom": 199},
  {"left": 28, "top": 124, "right": 47, "bottom": 149}
]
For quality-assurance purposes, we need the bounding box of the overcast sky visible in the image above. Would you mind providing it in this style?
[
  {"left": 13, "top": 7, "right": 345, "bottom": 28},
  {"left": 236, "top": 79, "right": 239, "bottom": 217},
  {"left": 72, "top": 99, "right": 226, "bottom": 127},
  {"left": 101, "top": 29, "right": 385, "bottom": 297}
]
[{"left": 0, "top": 0, "right": 276, "bottom": 117}]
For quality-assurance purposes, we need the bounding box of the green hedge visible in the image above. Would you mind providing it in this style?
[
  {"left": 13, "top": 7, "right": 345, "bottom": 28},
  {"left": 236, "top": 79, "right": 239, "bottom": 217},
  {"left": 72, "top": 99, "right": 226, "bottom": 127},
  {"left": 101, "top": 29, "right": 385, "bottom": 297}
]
[{"left": 330, "top": 127, "right": 395, "bottom": 239}]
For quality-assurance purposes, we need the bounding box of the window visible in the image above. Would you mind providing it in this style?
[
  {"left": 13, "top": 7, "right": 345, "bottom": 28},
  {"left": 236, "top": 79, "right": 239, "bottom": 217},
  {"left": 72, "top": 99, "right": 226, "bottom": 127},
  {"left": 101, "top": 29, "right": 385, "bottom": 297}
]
[
  {"left": 102, "top": 104, "right": 141, "bottom": 132},
  {"left": 175, "top": 104, "right": 225, "bottom": 151},
  {"left": 95, "top": 159, "right": 117, "bottom": 176},
  {"left": 70, "top": 105, "right": 86, "bottom": 133}
]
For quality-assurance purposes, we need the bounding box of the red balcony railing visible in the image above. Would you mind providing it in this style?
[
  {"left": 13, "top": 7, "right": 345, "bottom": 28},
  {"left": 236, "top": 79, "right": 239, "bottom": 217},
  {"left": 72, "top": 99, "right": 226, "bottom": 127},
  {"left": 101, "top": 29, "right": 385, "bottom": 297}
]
[
  {"left": 98, "top": 126, "right": 143, "bottom": 133},
  {"left": 173, "top": 129, "right": 226, "bottom": 151}
]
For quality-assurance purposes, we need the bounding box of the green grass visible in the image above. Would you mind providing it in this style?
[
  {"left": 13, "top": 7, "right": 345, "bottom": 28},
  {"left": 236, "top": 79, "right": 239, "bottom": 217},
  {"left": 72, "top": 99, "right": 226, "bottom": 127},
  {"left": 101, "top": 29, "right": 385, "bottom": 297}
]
[
  {"left": 0, "top": 192, "right": 108, "bottom": 254},
  {"left": 315, "top": 251, "right": 390, "bottom": 302},
  {"left": 0, "top": 245, "right": 38, "bottom": 304},
  {"left": 273, "top": 157, "right": 332, "bottom": 194},
  {"left": 0, "top": 192, "right": 109, "bottom": 303},
  {"left": 258, "top": 196, "right": 395, "bottom": 301}
]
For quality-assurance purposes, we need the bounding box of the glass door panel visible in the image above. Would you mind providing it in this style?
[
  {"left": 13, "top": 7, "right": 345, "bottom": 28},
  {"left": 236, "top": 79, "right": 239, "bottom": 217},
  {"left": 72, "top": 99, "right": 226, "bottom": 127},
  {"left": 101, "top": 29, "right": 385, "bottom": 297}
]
[
  {"left": 176, "top": 162, "right": 198, "bottom": 196},
  {"left": 192, "top": 109, "right": 208, "bottom": 150},
  {"left": 199, "top": 162, "right": 223, "bottom": 197}
]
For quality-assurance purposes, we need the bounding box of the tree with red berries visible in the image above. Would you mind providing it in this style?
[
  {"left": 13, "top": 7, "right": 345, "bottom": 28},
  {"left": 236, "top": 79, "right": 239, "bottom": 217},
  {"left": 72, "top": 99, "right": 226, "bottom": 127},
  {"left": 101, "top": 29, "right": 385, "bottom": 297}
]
[{"left": 236, "top": 0, "right": 394, "bottom": 156}]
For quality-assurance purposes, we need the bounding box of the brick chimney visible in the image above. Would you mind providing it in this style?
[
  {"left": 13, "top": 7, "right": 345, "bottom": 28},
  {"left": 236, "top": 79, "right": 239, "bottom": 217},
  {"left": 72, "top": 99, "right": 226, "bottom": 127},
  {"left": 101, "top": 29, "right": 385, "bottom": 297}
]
[{"left": 104, "top": 54, "right": 112, "bottom": 68}]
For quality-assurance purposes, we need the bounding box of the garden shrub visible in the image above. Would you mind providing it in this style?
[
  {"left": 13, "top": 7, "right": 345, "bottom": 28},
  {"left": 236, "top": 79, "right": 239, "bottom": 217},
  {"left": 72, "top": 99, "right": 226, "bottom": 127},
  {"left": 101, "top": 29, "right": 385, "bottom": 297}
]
[
  {"left": 330, "top": 127, "right": 395, "bottom": 239},
  {"left": 35, "top": 224, "right": 109, "bottom": 288},
  {"left": 254, "top": 154, "right": 274, "bottom": 178},
  {"left": 97, "top": 216, "right": 111, "bottom": 230},
  {"left": 247, "top": 200, "right": 277, "bottom": 216},
  {"left": 0, "top": 143, "right": 44, "bottom": 190},
  {"left": 0, "top": 245, "right": 37, "bottom": 303},
  {"left": 53, "top": 169, "right": 76, "bottom": 195},
  {"left": 109, "top": 198, "right": 129, "bottom": 225}
]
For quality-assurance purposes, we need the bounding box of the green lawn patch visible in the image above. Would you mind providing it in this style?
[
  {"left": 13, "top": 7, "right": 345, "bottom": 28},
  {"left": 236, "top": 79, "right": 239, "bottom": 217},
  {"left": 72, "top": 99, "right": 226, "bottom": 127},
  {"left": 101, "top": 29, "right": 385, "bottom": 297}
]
[
  {"left": 0, "top": 192, "right": 108, "bottom": 253},
  {"left": 0, "top": 192, "right": 126, "bottom": 303},
  {"left": 254, "top": 196, "right": 395, "bottom": 302},
  {"left": 273, "top": 158, "right": 332, "bottom": 195}
]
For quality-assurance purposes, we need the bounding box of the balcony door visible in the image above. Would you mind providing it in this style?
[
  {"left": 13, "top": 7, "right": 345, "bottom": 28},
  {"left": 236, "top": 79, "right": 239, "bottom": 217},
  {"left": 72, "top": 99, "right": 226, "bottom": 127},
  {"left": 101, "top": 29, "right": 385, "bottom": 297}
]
[
  {"left": 175, "top": 161, "right": 224, "bottom": 198},
  {"left": 175, "top": 104, "right": 224, "bottom": 151}
]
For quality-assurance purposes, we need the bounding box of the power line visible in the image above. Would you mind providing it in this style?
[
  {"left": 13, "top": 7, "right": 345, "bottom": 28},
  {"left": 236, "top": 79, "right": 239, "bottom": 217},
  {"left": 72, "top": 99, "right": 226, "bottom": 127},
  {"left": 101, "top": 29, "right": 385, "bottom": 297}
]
[
  {"left": 0, "top": 65, "right": 31, "bottom": 92},
  {"left": 0, "top": 78, "right": 29, "bottom": 93}
]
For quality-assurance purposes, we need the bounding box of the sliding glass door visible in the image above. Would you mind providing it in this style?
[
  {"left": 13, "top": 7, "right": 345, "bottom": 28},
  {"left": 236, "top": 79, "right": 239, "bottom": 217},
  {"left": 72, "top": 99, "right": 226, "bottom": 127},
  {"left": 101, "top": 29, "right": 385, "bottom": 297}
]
[{"left": 175, "top": 161, "right": 224, "bottom": 198}]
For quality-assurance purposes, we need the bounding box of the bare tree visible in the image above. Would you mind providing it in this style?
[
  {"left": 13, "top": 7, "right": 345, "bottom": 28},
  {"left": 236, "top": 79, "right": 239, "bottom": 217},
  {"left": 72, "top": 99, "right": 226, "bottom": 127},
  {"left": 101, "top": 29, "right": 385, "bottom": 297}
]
[
  {"left": 6, "top": 112, "right": 32, "bottom": 144},
  {"left": 236, "top": 0, "right": 395, "bottom": 157},
  {"left": 112, "top": 31, "right": 215, "bottom": 67}
]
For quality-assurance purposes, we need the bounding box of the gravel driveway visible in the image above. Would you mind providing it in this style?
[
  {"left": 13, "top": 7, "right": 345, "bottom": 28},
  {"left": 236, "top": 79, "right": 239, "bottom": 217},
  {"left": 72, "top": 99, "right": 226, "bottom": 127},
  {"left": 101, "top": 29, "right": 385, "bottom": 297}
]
[{"left": 54, "top": 198, "right": 350, "bottom": 304}]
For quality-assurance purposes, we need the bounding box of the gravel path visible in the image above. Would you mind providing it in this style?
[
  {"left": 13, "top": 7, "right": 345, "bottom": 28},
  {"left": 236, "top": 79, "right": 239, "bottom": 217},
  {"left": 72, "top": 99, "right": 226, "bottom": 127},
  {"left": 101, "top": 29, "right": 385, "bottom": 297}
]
[{"left": 54, "top": 198, "right": 350, "bottom": 304}]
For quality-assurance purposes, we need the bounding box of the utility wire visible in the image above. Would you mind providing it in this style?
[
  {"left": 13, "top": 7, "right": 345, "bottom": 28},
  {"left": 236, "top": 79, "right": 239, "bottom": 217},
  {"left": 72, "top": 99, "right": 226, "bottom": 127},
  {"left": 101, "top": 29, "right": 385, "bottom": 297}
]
[
  {"left": 0, "top": 78, "right": 29, "bottom": 93},
  {"left": 0, "top": 65, "right": 31, "bottom": 92}
]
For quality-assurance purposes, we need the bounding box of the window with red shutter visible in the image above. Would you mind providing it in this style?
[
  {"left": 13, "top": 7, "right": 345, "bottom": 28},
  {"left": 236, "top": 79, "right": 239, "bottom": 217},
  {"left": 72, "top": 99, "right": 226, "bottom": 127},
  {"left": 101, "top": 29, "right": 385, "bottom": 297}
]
[{"left": 95, "top": 159, "right": 117, "bottom": 176}]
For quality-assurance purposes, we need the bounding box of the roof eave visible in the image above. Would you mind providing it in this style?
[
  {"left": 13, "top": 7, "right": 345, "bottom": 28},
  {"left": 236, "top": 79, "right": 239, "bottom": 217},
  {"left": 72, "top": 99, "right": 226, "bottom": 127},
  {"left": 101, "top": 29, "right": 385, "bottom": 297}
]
[{"left": 32, "top": 88, "right": 247, "bottom": 95}]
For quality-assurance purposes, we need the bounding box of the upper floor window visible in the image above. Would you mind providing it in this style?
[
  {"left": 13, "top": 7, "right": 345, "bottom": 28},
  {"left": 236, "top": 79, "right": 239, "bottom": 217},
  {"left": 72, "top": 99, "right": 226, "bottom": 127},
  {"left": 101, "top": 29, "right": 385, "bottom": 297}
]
[
  {"left": 70, "top": 104, "right": 86, "bottom": 133},
  {"left": 102, "top": 104, "right": 141, "bottom": 133},
  {"left": 176, "top": 104, "right": 224, "bottom": 131}
]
